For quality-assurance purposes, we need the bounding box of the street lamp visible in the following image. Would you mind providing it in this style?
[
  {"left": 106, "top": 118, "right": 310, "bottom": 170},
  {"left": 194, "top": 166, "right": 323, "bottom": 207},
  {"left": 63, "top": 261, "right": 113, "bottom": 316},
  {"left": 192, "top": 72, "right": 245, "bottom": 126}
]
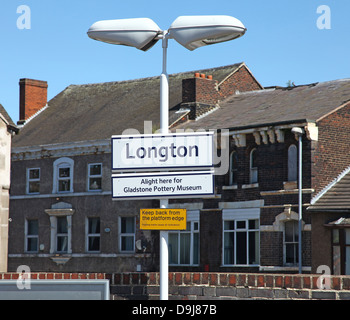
[
  {"left": 88, "top": 15, "right": 246, "bottom": 300},
  {"left": 291, "top": 127, "right": 304, "bottom": 274}
]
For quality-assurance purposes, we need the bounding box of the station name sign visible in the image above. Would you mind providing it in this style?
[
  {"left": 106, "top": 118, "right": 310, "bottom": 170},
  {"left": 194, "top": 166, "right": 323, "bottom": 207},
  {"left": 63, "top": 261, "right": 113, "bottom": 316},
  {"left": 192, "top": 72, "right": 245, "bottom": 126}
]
[
  {"left": 111, "top": 132, "right": 213, "bottom": 171},
  {"left": 112, "top": 171, "right": 214, "bottom": 200}
]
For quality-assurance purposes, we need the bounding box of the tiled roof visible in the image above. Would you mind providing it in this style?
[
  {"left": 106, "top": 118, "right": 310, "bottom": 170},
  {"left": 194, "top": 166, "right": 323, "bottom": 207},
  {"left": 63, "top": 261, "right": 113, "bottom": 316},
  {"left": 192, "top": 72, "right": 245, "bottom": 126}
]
[
  {"left": 174, "top": 79, "right": 350, "bottom": 132},
  {"left": 308, "top": 166, "right": 350, "bottom": 212},
  {"left": 13, "top": 63, "right": 243, "bottom": 147}
]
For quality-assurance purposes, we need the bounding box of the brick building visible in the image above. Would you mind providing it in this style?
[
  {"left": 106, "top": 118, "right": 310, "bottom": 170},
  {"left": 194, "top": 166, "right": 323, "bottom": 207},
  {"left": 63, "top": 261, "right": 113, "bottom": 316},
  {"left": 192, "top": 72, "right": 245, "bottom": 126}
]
[{"left": 8, "top": 63, "right": 350, "bottom": 274}]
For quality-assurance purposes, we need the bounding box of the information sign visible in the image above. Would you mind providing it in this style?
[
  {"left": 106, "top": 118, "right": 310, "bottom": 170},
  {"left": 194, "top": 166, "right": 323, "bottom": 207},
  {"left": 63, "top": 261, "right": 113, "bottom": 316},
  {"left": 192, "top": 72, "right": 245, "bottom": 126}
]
[
  {"left": 112, "top": 171, "right": 214, "bottom": 200},
  {"left": 140, "top": 208, "right": 187, "bottom": 230}
]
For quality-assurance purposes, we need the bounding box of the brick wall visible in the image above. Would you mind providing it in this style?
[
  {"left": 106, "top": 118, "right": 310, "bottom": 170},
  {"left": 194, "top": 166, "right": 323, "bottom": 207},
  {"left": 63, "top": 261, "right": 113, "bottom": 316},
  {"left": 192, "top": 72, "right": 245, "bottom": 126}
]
[
  {"left": 2, "top": 272, "right": 350, "bottom": 300},
  {"left": 313, "top": 102, "right": 350, "bottom": 194},
  {"left": 180, "top": 65, "right": 263, "bottom": 122},
  {"left": 218, "top": 64, "right": 263, "bottom": 98},
  {"left": 110, "top": 272, "right": 350, "bottom": 300}
]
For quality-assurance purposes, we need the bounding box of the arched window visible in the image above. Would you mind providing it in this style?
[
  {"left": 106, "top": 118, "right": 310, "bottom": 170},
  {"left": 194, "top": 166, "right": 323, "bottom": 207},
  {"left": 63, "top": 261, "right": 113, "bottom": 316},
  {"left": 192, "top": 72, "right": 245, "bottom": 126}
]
[
  {"left": 229, "top": 151, "right": 238, "bottom": 185},
  {"left": 288, "top": 144, "right": 297, "bottom": 181},
  {"left": 53, "top": 157, "right": 74, "bottom": 193},
  {"left": 250, "top": 149, "right": 258, "bottom": 184}
]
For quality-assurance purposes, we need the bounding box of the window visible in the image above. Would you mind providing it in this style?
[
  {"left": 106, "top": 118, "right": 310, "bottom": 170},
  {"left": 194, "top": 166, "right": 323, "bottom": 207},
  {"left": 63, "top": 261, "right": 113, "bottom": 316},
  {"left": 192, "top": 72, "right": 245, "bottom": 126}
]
[
  {"left": 53, "top": 157, "right": 74, "bottom": 193},
  {"left": 288, "top": 144, "right": 298, "bottom": 181},
  {"left": 169, "top": 211, "right": 200, "bottom": 266},
  {"left": 87, "top": 217, "right": 100, "bottom": 252},
  {"left": 284, "top": 220, "right": 299, "bottom": 265},
  {"left": 229, "top": 151, "right": 238, "bottom": 185},
  {"left": 25, "top": 219, "right": 39, "bottom": 252},
  {"left": 223, "top": 219, "right": 259, "bottom": 265},
  {"left": 120, "top": 217, "right": 135, "bottom": 252},
  {"left": 46, "top": 203, "right": 73, "bottom": 254},
  {"left": 88, "top": 163, "right": 102, "bottom": 191},
  {"left": 332, "top": 228, "right": 350, "bottom": 275},
  {"left": 250, "top": 149, "right": 258, "bottom": 184},
  {"left": 27, "top": 168, "right": 40, "bottom": 194},
  {"left": 56, "top": 216, "right": 68, "bottom": 253}
]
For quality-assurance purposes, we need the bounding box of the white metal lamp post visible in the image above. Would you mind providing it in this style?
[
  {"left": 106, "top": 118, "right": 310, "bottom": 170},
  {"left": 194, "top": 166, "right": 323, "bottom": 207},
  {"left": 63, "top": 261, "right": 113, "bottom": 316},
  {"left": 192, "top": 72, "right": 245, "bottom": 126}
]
[
  {"left": 291, "top": 127, "right": 304, "bottom": 274},
  {"left": 88, "top": 15, "right": 246, "bottom": 300}
]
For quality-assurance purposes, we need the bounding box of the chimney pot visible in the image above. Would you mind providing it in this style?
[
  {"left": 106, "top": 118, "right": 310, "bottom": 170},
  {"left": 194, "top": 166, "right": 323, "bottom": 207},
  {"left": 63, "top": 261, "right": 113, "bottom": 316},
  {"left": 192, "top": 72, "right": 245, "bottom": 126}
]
[{"left": 200, "top": 74, "right": 205, "bottom": 78}]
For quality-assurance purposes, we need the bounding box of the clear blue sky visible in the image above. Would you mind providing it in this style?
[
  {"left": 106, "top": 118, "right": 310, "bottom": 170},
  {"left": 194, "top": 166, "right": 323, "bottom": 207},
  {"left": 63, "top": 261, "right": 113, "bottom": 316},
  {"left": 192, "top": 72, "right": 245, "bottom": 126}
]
[{"left": 1, "top": 0, "right": 349, "bottom": 123}]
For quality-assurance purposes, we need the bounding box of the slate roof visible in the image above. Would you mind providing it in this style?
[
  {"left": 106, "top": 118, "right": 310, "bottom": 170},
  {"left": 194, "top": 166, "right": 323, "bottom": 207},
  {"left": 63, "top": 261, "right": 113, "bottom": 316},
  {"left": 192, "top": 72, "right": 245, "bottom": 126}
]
[
  {"left": 12, "top": 62, "right": 350, "bottom": 149},
  {"left": 12, "top": 63, "right": 243, "bottom": 147},
  {"left": 308, "top": 166, "right": 350, "bottom": 212},
  {"left": 175, "top": 78, "right": 350, "bottom": 132}
]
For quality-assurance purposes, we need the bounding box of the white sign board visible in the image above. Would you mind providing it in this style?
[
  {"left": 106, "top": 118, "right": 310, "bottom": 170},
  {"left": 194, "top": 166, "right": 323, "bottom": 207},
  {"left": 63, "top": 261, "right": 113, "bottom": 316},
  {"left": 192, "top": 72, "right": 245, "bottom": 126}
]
[
  {"left": 112, "top": 171, "right": 214, "bottom": 200},
  {"left": 111, "top": 132, "right": 213, "bottom": 171},
  {"left": 0, "top": 280, "right": 110, "bottom": 300}
]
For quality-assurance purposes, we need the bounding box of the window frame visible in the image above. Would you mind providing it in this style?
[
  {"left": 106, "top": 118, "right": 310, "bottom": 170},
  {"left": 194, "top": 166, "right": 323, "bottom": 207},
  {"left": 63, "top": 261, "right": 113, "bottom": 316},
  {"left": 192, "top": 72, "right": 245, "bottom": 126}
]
[
  {"left": 168, "top": 211, "right": 200, "bottom": 266},
  {"left": 222, "top": 208, "right": 260, "bottom": 267},
  {"left": 249, "top": 149, "right": 258, "bottom": 184},
  {"left": 25, "top": 219, "right": 39, "bottom": 253},
  {"left": 283, "top": 220, "right": 299, "bottom": 266},
  {"left": 86, "top": 217, "right": 101, "bottom": 252},
  {"left": 288, "top": 144, "right": 298, "bottom": 182},
  {"left": 229, "top": 151, "right": 238, "bottom": 186},
  {"left": 56, "top": 216, "right": 69, "bottom": 253},
  {"left": 52, "top": 157, "right": 74, "bottom": 194},
  {"left": 27, "top": 168, "right": 40, "bottom": 194},
  {"left": 48, "top": 214, "right": 72, "bottom": 254},
  {"left": 87, "top": 163, "right": 102, "bottom": 191},
  {"left": 119, "top": 216, "right": 136, "bottom": 253},
  {"left": 332, "top": 228, "right": 350, "bottom": 275}
]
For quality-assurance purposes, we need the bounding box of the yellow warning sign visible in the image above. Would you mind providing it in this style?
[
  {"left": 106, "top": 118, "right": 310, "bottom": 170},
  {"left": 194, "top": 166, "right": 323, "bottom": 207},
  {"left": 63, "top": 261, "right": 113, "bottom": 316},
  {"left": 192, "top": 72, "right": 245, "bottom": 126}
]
[{"left": 140, "top": 209, "right": 187, "bottom": 230}]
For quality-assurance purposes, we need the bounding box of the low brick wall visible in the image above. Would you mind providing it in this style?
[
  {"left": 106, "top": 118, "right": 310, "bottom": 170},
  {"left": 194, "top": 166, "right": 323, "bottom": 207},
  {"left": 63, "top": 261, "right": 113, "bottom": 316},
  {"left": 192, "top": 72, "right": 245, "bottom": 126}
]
[
  {"left": 2, "top": 272, "right": 350, "bottom": 300},
  {"left": 109, "top": 272, "right": 350, "bottom": 300}
]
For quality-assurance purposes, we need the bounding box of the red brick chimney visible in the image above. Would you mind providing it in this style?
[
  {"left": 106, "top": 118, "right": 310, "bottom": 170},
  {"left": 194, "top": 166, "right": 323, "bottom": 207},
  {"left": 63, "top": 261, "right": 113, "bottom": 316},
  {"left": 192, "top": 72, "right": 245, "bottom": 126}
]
[
  {"left": 182, "top": 73, "right": 219, "bottom": 105},
  {"left": 180, "top": 74, "right": 220, "bottom": 120},
  {"left": 19, "top": 78, "right": 48, "bottom": 121}
]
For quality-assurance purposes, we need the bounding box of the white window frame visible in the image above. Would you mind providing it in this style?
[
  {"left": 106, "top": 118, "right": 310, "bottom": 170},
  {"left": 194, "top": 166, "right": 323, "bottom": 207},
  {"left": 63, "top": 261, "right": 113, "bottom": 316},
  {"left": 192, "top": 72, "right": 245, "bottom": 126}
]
[
  {"left": 283, "top": 220, "right": 299, "bottom": 266},
  {"left": 168, "top": 210, "right": 200, "bottom": 266},
  {"left": 52, "top": 157, "right": 74, "bottom": 194},
  {"left": 119, "top": 217, "right": 136, "bottom": 253},
  {"left": 87, "top": 163, "right": 102, "bottom": 191},
  {"left": 25, "top": 219, "right": 39, "bottom": 253},
  {"left": 48, "top": 215, "right": 72, "bottom": 254},
  {"left": 86, "top": 217, "right": 101, "bottom": 252},
  {"left": 27, "top": 168, "right": 40, "bottom": 194},
  {"left": 222, "top": 208, "right": 260, "bottom": 267}
]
